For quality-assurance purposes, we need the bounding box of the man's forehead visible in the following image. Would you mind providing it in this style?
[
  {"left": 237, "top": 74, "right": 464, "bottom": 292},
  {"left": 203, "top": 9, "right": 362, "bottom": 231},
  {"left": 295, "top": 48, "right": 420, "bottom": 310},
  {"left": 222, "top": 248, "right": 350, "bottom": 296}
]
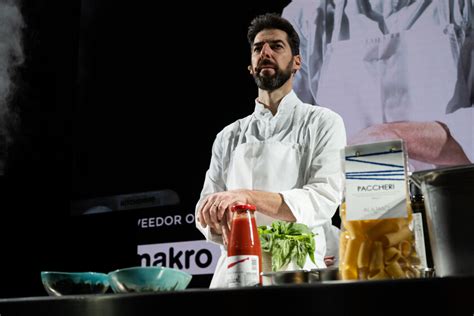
[{"left": 253, "top": 29, "right": 288, "bottom": 45}]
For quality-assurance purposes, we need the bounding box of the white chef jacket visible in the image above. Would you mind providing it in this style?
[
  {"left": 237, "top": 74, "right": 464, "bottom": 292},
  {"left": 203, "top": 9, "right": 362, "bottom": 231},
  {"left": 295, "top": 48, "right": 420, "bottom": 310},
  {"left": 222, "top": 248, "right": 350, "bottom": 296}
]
[
  {"left": 283, "top": 0, "right": 474, "bottom": 170},
  {"left": 195, "top": 90, "right": 346, "bottom": 288}
]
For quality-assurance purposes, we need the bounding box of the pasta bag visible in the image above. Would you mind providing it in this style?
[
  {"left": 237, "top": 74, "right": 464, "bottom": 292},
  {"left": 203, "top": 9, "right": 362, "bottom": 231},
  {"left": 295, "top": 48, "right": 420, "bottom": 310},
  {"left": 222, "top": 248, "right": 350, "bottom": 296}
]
[{"left": 338, "top": 140, "right": 421, "bottom": 280}]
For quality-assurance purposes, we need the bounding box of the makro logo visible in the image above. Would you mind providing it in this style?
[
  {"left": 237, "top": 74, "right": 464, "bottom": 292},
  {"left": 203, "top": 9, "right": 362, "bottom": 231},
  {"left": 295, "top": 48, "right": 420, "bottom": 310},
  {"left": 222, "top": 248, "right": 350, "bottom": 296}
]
[{"left": 137, "top": 240, "right": 221, "bottom": 275}]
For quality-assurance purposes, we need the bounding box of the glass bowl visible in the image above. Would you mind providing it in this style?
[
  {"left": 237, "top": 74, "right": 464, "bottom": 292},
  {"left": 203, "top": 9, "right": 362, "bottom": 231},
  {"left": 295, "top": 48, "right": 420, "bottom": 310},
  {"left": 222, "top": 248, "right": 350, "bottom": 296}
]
[
  {"left": 108, "top": 266, "right": 192, "bottom": 293},
  {"left": 41, "top": 271, "right": 110, "bottom": 296}
]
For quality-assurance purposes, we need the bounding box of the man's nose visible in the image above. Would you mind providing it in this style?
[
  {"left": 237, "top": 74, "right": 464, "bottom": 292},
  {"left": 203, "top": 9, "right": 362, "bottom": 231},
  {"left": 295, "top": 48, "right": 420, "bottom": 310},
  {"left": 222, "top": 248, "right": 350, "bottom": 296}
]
[{"left": 260, "top": 43, "right": 272, "bottom": 58}]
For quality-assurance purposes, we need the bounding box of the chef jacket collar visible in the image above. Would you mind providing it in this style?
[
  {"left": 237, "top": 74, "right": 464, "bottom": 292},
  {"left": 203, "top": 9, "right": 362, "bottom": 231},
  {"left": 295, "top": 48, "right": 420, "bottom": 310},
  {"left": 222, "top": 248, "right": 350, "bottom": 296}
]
[{"left": 254, "top": 90, "right": 298, "bottom": 119}]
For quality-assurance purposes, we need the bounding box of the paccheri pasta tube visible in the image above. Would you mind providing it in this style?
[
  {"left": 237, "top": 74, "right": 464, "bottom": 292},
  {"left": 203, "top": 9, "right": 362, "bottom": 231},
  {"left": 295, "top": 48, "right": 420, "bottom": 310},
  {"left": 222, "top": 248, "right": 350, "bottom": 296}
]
[
  {"left": 339, "top": 140, "right": 421, "bottom": 280},
  {"left": 339, "top": 203, "right": 421, "bottom": 280}
]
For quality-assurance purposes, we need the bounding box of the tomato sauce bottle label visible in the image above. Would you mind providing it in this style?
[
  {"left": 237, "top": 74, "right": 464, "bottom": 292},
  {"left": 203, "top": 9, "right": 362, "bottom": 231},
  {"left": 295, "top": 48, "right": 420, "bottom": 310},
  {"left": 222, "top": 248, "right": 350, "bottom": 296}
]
[{"left": 226, "top": 255, "right": 260, "bottom": 287}]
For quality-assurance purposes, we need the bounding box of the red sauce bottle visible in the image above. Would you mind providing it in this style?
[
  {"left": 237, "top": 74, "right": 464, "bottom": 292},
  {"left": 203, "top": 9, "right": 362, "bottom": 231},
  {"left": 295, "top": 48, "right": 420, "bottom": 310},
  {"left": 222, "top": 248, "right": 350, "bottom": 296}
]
[{"left": 226, "top": 204, "right": 262, "bottom": 287}]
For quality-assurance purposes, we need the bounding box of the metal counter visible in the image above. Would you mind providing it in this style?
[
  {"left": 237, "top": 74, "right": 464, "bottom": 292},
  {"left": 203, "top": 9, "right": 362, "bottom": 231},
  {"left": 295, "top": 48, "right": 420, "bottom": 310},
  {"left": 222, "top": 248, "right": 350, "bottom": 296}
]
[{"left": 0, "top": 276, "right": 473, "bottom": 315}]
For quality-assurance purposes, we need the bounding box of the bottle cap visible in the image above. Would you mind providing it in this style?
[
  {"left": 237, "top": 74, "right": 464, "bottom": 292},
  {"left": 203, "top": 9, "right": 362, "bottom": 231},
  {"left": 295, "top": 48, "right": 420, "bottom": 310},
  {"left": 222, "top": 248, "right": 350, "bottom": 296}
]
[{"left": 231, "top": 204, "right": 256, "bottom": 212}]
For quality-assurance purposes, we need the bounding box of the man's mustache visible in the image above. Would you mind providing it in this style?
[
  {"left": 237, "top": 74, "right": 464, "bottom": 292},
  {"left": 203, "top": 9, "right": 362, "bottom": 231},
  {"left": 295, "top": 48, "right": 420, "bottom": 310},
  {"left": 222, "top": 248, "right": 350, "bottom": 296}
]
[{"left": 256, "top": 59, "right": 277, "bottom": 72}]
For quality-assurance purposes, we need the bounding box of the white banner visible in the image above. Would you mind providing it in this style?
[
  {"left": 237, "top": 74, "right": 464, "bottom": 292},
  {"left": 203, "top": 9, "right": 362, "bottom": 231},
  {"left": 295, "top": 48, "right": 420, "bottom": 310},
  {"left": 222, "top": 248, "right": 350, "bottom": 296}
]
[{"left": 137, "top": 240, "right": 221, "bottom": 275}]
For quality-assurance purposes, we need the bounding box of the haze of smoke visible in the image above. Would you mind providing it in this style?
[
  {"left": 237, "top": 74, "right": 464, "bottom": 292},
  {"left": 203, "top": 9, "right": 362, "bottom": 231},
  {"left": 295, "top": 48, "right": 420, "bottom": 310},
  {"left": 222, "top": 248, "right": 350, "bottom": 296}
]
[{"left": 0, "top": 0, "right": 24, "bottom": 170}]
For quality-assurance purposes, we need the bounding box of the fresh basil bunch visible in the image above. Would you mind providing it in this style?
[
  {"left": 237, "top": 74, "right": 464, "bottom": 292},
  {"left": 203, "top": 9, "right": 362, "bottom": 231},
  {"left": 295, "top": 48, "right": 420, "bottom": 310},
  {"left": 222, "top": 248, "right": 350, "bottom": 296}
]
[{"left": 258, "top": 221, "right": 316, "bottom": 271}]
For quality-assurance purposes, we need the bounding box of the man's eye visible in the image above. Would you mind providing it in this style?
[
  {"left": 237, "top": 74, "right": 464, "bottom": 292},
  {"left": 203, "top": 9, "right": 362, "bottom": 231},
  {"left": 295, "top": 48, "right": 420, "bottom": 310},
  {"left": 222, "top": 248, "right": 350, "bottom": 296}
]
[{"left": 253, "top": 47, "right": 261, "bottom": 53}]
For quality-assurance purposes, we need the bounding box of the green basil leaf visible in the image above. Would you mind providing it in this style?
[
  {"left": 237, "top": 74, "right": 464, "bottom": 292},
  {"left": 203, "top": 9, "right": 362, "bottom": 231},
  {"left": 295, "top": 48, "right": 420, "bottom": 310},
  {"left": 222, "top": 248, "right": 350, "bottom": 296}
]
[{"left": 258, "top": 220, "right": 317, "bottom": 271}]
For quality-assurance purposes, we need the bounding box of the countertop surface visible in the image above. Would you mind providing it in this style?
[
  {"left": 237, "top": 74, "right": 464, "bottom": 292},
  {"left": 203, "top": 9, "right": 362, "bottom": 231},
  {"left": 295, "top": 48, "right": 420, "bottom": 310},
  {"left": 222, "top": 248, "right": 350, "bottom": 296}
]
[{"left": 1, "top": 276, "right": 473, "bottom": 316}]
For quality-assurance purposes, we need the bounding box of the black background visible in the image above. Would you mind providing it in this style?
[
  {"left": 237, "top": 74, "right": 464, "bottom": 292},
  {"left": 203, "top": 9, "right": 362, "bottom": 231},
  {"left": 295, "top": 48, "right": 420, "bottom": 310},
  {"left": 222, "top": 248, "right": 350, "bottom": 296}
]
[
  {"left": 0, "top": 0, "right": 290, "bottom": 297},
  {"left": 71, "top": 0, "right": 289, "bottom": 204}
]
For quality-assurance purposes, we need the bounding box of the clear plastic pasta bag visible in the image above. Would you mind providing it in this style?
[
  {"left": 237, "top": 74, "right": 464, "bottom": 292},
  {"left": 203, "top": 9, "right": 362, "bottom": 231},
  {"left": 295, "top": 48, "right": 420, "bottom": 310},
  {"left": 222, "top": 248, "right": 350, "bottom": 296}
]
[{"left": 338, "top": 140, "right": 421, "bottom": 280}]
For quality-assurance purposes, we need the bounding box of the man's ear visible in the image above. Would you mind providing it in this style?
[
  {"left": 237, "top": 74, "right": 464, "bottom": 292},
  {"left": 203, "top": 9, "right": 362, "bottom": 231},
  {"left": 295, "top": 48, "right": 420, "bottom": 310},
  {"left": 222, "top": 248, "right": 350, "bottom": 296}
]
[
  {"left": 248, "top": 65, "right": 253, "bottom": 74},
  {"left": 292, "top": 55, "right": 302, "bottom": 74}
]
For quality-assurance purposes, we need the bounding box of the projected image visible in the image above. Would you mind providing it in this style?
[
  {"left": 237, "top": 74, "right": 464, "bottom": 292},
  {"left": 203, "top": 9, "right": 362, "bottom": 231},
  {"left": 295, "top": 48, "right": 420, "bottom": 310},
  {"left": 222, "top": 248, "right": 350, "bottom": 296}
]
[{"left": 281, "top": 0, "right": 473, "bottom": 171}]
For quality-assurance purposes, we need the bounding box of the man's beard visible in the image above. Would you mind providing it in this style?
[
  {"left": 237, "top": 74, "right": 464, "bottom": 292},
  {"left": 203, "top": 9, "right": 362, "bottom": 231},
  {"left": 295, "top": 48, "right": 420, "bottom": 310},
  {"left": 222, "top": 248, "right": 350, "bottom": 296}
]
[{"left": 253, "top": 59, "right": 293, "bottom": 91}]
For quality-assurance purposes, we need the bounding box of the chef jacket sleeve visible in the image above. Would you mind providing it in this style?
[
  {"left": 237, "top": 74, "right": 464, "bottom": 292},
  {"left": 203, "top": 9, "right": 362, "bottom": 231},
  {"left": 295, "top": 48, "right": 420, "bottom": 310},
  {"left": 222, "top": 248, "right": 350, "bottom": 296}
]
[
  {"left": 279, "top": 110, "right": 346, "bottom": 229},
  {"left": 195, "top": 131, "right": 226, "bottom": 245}
]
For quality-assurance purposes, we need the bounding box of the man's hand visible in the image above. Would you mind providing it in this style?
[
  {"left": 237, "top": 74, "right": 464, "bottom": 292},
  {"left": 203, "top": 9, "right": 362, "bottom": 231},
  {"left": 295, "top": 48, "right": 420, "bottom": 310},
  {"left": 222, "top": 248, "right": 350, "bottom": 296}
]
[
  {"left": 348, "top": 121, "right": 471, "bottom": 166},
  {"left": 197, "top": 189, "right": 295, "bottom": 245},
  {"left": 324, "top": 255, "right": 336, "bottom": 267},
  {"left": 196, "top": 190, "right": 251, "bottom": 246},
  {"left": 348, "top": 123, "right": 399, "bottom": 146}
]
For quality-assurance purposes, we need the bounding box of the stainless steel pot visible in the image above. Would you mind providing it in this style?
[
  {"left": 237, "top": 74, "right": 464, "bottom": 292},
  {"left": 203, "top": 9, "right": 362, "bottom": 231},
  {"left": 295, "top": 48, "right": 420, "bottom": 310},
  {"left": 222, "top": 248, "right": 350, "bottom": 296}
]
[
  {"left": 410, "top": 164, "right": 474, "bottom": 277},
  {"left": 261, "top": 267, "right": 339, "bottom": 285}
]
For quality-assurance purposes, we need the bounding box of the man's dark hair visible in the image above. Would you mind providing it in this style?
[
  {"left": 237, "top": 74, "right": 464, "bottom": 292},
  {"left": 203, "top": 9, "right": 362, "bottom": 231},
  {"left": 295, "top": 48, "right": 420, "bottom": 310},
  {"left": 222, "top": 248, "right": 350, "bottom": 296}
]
[{"left": 247, "top": 13, "right": 300, "bottom": 56}]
